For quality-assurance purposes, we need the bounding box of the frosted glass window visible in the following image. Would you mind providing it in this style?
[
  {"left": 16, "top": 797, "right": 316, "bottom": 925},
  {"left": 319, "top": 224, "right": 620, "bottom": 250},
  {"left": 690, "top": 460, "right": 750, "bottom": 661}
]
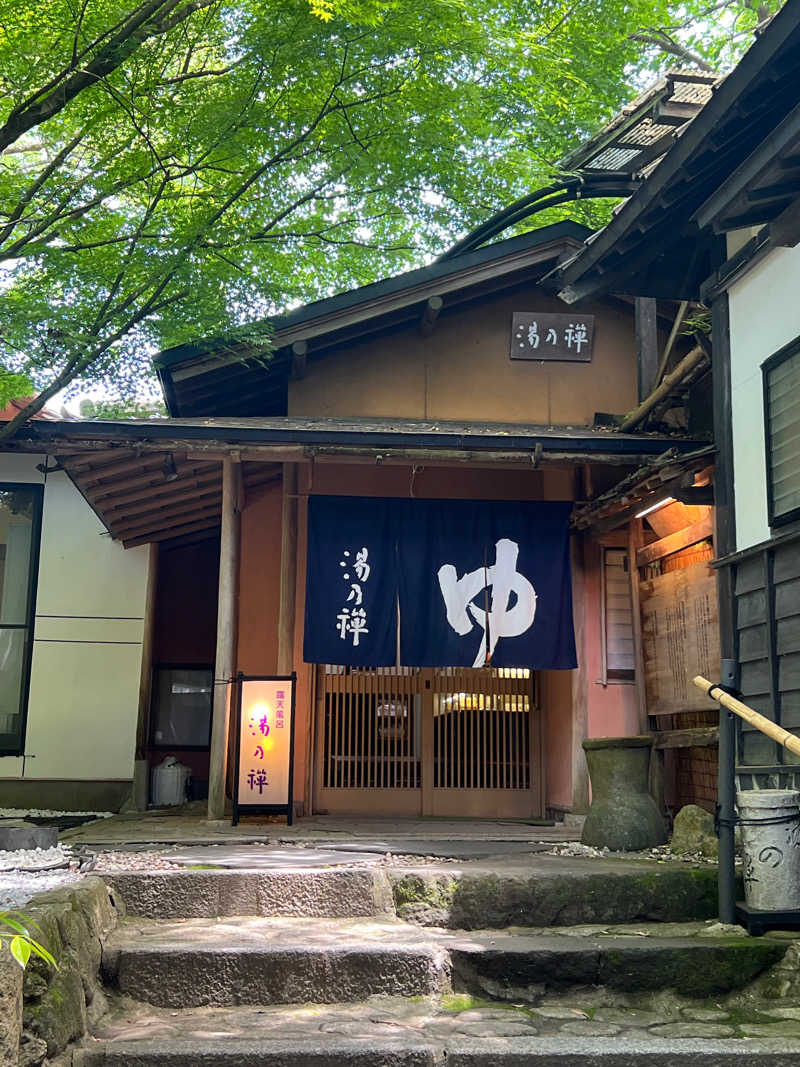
[{"left": 765, "top": 341, "right": 800, "bottom": 526}]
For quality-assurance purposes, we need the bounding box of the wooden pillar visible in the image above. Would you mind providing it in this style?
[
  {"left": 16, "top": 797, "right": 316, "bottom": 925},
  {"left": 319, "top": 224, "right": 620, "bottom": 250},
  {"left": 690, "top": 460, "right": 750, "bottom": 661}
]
[
  {"left": 208, "top": 458, "right": 240, "bottom": 820},
  {"left": 277, "top": 463, "right": 299, "bottom": 675},
  {"left": 636, "top": 297, "right": 659, "bottom": 402},
  {"left": 570, "top": 534, "right": 590, "bottom": 813}
]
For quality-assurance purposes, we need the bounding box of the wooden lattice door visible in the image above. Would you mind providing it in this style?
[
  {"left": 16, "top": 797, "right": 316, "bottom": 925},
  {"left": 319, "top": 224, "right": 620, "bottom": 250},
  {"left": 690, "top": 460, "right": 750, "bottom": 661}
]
[{"left": 314, "top": 665, "right": 542, "bottom": 817}]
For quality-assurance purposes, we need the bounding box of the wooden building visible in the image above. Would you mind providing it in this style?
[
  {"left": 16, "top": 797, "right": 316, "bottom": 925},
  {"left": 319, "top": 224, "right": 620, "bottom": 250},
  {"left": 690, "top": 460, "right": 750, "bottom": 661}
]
[
  {"left": 0, "top": 219, "right": 715, "bottom": 819},
  {"left": 556, "top": 1, "right": 800, "bottom": 805}
]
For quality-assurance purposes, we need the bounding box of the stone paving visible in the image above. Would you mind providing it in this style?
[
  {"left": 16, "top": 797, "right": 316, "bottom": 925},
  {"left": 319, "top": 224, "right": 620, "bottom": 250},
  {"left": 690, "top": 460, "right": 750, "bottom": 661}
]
[
  {"left": 88, "top": 989, "right": 800, "bottom": 1051},
  {"left": 60, "top": 810, "right": 582, "bottom": 851}
]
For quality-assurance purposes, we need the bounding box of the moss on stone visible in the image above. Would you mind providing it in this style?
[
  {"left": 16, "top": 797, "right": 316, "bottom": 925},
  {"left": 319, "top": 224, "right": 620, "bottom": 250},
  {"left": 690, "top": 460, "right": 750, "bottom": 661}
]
[{"left": 23, "top": 966, "right": 86, "bottom": 1057}]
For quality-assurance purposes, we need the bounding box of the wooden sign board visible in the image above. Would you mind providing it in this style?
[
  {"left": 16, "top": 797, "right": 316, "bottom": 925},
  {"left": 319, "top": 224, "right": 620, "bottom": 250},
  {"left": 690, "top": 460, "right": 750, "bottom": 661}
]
[
  {"left": 639, "top": 563, "right": 721, "bottom": 717},
  {"left": 233, "top": 673, "right": 296, "bottom": 825},
  {"left": 511, "top": 313, "right": 595, "bottom": 362}
]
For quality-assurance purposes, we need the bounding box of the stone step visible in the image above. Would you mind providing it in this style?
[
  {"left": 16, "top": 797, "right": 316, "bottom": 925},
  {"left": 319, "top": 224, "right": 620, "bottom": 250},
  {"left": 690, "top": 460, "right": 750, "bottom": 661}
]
[
  {"left": 100, "top": 917, "right": 786, "bottom": 1008},
  {"left": 104, "top": 859, "right": 723, "bottom": 928},
  {"left": 78, "top": 996, "right": 800, "bottom": 1065},
  {"left": 105, "top": 867, "right": 394, "bottom": 920}
]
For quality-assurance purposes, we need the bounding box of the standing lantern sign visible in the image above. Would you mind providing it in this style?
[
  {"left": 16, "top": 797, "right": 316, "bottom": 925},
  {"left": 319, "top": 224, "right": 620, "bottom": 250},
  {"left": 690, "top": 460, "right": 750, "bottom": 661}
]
[{"left": 232, "top": 673, "right": 296, "bottom": 825}]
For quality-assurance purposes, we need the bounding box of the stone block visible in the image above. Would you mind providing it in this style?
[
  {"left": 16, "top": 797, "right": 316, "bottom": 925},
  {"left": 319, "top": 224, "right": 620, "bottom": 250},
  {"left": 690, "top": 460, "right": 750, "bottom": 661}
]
[
  {"left": 0, "top": 954, "right": 22, "bottom": 1066},
  {"left": 0, "top": 821, "right": 58, "bottom": 851},
  {"left": 23, "top": 964, "right": 86, "bottom": 1057},
  {"left": 670, "top": 804, "right": 718, "bottom": 858}
]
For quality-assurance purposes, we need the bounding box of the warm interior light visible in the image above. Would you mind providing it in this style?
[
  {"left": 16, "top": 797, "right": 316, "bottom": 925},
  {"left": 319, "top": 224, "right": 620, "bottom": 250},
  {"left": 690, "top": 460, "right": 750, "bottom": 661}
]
[{"left": 635, "top": 496, "right": 675, "bottom": 519}]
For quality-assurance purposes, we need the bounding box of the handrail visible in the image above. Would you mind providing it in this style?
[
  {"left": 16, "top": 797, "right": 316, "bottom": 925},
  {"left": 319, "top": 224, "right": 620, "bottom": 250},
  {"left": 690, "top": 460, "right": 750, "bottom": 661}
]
[{"left": 693, "top": 675, "right": 800, "bottom": 758}]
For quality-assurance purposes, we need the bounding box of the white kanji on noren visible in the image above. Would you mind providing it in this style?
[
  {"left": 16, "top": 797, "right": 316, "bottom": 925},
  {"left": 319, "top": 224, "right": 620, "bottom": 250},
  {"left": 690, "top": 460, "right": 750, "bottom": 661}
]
[{"left": 437, "top": 538, "right": 537, "bottom": 667}]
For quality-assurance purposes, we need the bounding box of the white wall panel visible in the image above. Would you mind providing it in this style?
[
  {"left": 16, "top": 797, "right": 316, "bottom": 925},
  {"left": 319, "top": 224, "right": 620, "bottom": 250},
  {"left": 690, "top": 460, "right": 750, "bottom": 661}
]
[
  {"left": 0, "top": 457, "right": 150, "bottom": 782},
  {"left": 25, "top": 640, "right": 142, "bottom": 779},
  {"left": 36, "top": 471, "right": 149, "bottom": 619},
  {"left": 728, "top": 245, "right": 800, "bottom": 552}
]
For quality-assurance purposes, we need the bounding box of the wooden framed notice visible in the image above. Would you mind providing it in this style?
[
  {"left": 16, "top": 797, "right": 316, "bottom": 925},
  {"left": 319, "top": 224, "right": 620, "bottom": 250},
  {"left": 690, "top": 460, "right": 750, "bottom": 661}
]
[
  {"left": 232, "top": 673, "right": 296, "bottom": 825},
  {"left": 511, "top": 312, "right": 595, "bottom": 362},
  {"left": 639, "top": 563, "right": 721, "bottom": 716}
]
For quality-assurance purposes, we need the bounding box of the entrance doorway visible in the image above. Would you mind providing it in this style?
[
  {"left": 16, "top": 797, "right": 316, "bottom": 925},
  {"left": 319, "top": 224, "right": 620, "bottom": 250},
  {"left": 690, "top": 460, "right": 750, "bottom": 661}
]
[{"left": 313, "top": 666, "right": 542, "bottom": 817}]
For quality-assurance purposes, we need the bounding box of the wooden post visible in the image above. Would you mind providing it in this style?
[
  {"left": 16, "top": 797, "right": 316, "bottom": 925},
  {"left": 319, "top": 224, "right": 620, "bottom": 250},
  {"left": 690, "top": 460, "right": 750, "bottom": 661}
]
[
  {"left": 627, "top": 520, "right": 649, "bottom": 736},
  {"left": 277, "top": 463, "right": 299, "bottom": 675},
  {"left": 207, "top": 457, "right": 240, "bottom": 820},
  {"left": 635, "top": 297, "right": 659, "bottom": 402}
]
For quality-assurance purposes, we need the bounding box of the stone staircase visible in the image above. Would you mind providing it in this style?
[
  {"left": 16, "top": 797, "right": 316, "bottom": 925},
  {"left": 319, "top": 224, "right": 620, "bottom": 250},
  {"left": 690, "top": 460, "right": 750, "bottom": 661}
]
[{"left": 73, "top": 862, "right": 800, "bottom": 1064}]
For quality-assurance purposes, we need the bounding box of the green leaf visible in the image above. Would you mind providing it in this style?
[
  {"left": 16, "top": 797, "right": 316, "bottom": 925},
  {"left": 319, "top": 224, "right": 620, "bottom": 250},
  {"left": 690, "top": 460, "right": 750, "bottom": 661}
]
[{"left": 9, "top": 936, "right": 31, "bottom": 968}]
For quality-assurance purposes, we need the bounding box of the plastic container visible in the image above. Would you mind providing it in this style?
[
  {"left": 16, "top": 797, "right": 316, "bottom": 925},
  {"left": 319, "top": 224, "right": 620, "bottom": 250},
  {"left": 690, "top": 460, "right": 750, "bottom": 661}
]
[
  {"left": 150, "top": 756, "right": 190, "bottom": 807},
  {"left": 737, "top": 788, "right": 800, "bottom": 910}
]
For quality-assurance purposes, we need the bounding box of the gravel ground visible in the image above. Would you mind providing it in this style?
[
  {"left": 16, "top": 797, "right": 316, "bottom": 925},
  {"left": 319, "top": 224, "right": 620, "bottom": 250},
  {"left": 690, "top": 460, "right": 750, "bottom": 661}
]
[
  {"left": 0, "top": 846, "right": 70, "bottom": 872},
  {"left": 0, "top": 869, "right": 82, "bottom": 910},
  {"left": 0, "top": 807, "right": 112, "bottom": 819},
  {"left": 545, "top": 841, "right": 725, "bottom": 865}
]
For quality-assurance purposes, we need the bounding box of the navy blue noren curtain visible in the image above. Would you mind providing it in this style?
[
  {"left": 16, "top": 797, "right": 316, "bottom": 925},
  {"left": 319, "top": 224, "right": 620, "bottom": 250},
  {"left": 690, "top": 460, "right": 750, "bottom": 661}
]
[
  {"left": 304, "top": 496, "right": 576, "bottom": 670},
  {"left": 303, "top": 495, "right": 398, "bottom": 667},
  {"left": 398, "top": 499, "right": 576, "bottom": 669}
]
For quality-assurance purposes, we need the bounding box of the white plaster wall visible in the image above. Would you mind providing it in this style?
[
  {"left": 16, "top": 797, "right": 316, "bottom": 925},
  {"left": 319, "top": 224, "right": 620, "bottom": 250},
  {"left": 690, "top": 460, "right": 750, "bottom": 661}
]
[
  {"left": 728, "top": 244, "right": 800, "bottom": 552},
  {"left": 0, "top": 456, "right": 150, "bottom": 781}
]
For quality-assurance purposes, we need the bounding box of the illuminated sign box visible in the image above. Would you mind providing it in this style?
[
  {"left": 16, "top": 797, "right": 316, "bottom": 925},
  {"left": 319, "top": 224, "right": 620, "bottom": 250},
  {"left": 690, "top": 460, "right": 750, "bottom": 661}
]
[{"left": 232, "top": 673, "right": 296, "bottom": 825}]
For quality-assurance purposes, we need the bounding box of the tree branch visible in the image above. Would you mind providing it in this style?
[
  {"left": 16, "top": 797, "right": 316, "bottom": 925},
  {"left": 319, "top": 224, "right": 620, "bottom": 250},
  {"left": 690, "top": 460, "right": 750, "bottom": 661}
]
[{"left": 0, "top": 0, "right": 218, "bottom": 152}]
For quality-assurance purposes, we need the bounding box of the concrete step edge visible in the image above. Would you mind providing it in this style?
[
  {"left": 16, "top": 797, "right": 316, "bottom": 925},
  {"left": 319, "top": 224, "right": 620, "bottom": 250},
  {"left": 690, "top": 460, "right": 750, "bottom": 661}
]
[{"left": 74, "top": 1036, "right": 800, "bottom": 1065}]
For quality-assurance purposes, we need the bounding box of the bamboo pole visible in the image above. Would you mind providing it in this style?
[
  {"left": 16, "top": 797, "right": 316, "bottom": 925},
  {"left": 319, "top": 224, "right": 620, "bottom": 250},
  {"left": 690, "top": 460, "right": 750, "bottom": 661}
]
[
  {"left": 208, "top": 458, "right": 240, "bottom": 820},
  {"left": 693, "top": 675, "right": 800, "bottom": 758},
  {"left": 619, "top": 345, "right": 707, "bottom": 433}
]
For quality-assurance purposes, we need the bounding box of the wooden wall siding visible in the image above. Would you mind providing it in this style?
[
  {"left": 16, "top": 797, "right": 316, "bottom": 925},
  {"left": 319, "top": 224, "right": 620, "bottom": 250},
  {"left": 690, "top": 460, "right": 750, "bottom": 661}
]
[
  {"left": 289, "top": 285, "right": 640, "bottom": 427},
  {"left": 734, "top": 533, "right": 800, "bottom": 771}
]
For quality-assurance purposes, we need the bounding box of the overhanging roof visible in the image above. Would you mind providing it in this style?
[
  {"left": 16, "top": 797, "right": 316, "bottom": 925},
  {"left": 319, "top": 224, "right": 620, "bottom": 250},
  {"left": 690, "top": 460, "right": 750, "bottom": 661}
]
[
  {"left": 153, "top": 222, "right": 590, "bottom": 418},
  {"left": 556, "top": 2, "right": 800, "bottom": 303},
  {"left": 3, "top": 415, "right": 708, "bottom": 547}
]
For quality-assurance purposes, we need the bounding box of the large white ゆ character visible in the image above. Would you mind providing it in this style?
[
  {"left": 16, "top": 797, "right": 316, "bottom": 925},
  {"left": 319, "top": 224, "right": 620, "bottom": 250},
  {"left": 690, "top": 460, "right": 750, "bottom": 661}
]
[{"left": 437, "top": 538, "right": 537, "bottom": 668}]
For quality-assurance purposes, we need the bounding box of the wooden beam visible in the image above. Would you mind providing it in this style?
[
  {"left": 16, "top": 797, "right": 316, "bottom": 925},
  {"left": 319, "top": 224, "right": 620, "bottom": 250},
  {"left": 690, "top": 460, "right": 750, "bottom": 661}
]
[
  {"left": 90, "top": 461, "right": 219, "bottom": 501},
  {"left": 105, "top": 483, "right": 223, "bottom": 521},
  {"left": 628, "top": 520, "right": 649, "bottom": 736},
  {"left": 208, "top": 456, "right": 239, "bottom": 820},
  {"left": 61, "top": 448, "right": 135, "bottom": 470},
  {"left": 111, "top": 501, "right": 222, "bottom": 540},
  {"left": 290, "top": 340, "right": 308, "bottom": 380},
  {"left": 635, "top": 297, "right": 659, "bottom": 402},
  {"left": 635, "top": 515, "right": 713, "bottom": 567},
  {"left": 123, "top": 516, "right": 221, "bottom": 549},
  {"left": 419, "top": 295, "right": 443, "bottom": 337},
  {"left": 81, "top": 454, "right": 169, "bottom": 485},
  {"left": 653, "top": 726, "right": 719, "bottom": 750},
  {"left": 311, "top": 446, "right": 645, "bottom": 468},
  {"left": 277, "top": 463, "right": 299, "bottom": 675},
  {"left": 101, "top": 470, "right": 221, "bottom": 512},
  {"left": 185, "top": 446, "right": 303, "bottom": 462}
]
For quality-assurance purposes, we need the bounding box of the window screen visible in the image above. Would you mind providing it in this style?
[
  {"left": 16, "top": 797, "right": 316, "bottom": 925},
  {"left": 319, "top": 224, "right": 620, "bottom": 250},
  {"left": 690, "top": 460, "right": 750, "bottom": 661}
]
[
  {"left": 151, "top": 666, "right": 213, "bottom": 748},
  {"left": 0, "top": 484, "right": 43, "bottom": 755},
  {"left": 765, "top": 340, "right": 800, "bottom": 527},
  {"left": 603, "top": 547, "right": 635, "bottom": 681}
]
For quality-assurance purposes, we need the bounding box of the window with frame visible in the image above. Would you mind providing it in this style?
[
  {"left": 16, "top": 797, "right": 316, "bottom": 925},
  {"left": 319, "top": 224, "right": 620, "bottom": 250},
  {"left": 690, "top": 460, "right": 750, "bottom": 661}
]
[
  {"left": 764, "top": 338, "right": 800, "bottom": 527},
  {"left": 602, "top": 547, "right": 635, "bottom": 682},
  {"left": 0, "top": 483, "right": 43, "bottom": 755},
  {"left": 150, "top": 665, "right": 214, "bottom": 749}
]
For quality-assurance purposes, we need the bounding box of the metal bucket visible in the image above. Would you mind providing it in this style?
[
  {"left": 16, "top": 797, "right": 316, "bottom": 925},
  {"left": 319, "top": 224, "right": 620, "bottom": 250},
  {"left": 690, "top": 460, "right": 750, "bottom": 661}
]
[{"left": 737, "top": 789, "right": 800, "bottom": 911}]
